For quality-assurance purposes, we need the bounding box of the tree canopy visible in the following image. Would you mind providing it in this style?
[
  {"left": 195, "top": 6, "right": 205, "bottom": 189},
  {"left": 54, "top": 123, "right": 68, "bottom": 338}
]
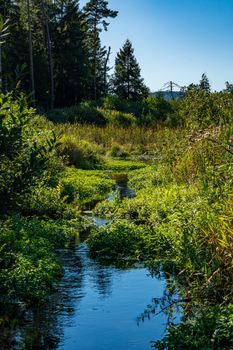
[{"left": 112, "top": 39, "right": 149, "bottom": 101}]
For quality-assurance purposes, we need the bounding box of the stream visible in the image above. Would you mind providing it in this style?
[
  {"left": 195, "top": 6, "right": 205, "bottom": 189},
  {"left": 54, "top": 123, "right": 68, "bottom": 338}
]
[{"left": 0, "top": 183, "right": 181, "bottom": 350}]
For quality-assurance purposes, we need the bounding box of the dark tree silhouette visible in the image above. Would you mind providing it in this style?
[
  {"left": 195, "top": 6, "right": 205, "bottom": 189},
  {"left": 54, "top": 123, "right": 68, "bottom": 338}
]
[{"left": 112, "top": 39, "right": 148, "bottom": 101}]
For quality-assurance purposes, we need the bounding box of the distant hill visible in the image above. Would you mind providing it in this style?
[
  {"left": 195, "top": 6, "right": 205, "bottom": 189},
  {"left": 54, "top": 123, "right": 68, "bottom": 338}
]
[{"left": 151, "top": 91, "right": 184, "bottom": 100}]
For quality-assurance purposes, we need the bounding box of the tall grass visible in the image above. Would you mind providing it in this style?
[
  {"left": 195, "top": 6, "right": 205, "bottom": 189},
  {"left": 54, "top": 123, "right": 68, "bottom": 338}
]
[{"left": 40, "top": 118, "right": 188, "bottom": 158}]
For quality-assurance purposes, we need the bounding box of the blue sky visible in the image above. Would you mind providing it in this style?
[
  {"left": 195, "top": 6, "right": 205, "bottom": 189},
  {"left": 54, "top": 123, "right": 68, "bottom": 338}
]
[{"left": 80, "top": 0, "right": 233, "bottom": 91}]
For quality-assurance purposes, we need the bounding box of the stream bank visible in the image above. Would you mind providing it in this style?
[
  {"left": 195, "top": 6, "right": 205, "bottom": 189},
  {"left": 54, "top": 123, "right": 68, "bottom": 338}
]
[{"left": 0, "top": 180, "right": 181, "bottom": 350}]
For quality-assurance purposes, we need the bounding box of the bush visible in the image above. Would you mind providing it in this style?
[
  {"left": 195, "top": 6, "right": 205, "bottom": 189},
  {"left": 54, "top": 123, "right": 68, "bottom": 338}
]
[
  {"left": 0, "top": 216, "right": 69, "bottom": 302},
  {"left": 153, "top": 305, "right": 233, "bottom": 349},
  {"left": 0, "top": 93, "right": 57, "bottom": 214},
  {"left": 141, "top": 96, "right": 175, "bottom": 124},
  {"left": 108, "top": 143, "right": 129, "bottom": 158},
  {"left": 101, "top": 95, "right": 141, "bottom": 116},
  {"left": 20, "top": 181, "right": 67, "bottom": 218},
  {"left": 88, "top": 220, "right": 151, "bottom": 260},
  {"left": 57, "top": 136, "right": 102, "bottom": 169},
  {"left": 47, "top": 101, "right": 107, "bottom": 125},
  {"left": 180, "top": 90, "right": 233, "bottom": 128},
  {"left": 98, "top": 107, "right": 137, "bottom": 126},
  {"left": 60, "top": 168, "right": 115, "bottom": 206}
]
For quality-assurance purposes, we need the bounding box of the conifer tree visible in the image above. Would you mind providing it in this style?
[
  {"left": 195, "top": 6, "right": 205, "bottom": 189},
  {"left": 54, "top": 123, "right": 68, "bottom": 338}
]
[
  {"left": 224, "top": 81, "right": 233, "bottom": 94},
  {"left": 112, "top": 39, "right": 148, "bottom": 101},
  {"left": 0, "top": 1, "right": 28, "bottom": 92},
  {"left": 26, "top": 0, "right": 35, "bottom": 104},
  {"left": 53, "top": 0, "right": 88, "bottom": 106},
  {"left": 83, "top": 0, "right": 117, "bottom": 101},
  {"left": 199, "top": 73, "right": 211, "bottom": 92}
]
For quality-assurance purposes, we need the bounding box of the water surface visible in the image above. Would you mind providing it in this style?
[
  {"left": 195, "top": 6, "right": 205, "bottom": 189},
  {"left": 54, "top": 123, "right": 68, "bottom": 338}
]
[
  {"left": 56, "top": 243, "right": 169, "bottom": 350},
  {"left": 0, "top": 241, "right": 177, "bottom": 349},
  {"left": 0, "top": 183, "right": 180, "bottom": 349}
]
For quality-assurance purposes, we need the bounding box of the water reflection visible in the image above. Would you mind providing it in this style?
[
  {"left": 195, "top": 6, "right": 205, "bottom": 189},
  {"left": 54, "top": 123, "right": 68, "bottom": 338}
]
[
  {"left": 0, "top": 241, "right": 85, "bottom": 349},
  {"left": 108, "top": 185, "right": 136, "bottom": 202},
  {"left": 0, "top": 240, "right": 179, "bottom": 350},
  {"left": 0, "top": 184, "right": 180, "bottom": 350}
]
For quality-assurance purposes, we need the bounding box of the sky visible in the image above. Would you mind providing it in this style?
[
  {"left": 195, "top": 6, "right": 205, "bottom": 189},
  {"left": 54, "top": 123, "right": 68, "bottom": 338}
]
[{"left": 80, "top": 0, "right": 233, "bottom": 92}]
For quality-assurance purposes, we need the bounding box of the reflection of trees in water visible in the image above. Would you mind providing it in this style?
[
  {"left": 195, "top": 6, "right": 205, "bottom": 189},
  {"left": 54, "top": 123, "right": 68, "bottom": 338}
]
[
  {"left": 0, "top": 241, "right": 117, "bottom": 349},
  {"left": 0, "top": 298, "right": 62, "bottom": 349},
  {"left": 88, "top": 262, "right": 114, "bottom": 297},
  {"left": 79, "top": 242, "right": 115, "bottom": 298},
  {"left": 0, "top": 242, "right": 85, "bottom": 350},
  {"left": 116, "top": 185, "right": 136, "bottom": 200},
  {"left": 136, "top": 265, "right": 184, "bottom": 328}
]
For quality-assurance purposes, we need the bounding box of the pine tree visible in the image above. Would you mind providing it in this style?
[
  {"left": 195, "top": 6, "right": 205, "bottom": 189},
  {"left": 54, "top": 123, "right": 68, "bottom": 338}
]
[
  {"left": 53, "top": 0, "right": 88, "bottom": 107},
  {"left": 224, "top": 81, "right": 233, "bottom": 94},
  {"left": 83, "top": 0, "right": 117, "bottom": 101},
  {"left": 0, "top": 1, "right": 28, "bottom": 92},
  {"left": 3, "top": 0, "right": 52, "bottom": 105},
  {"left": 199, "top": 73, "right": 211, "bottom": 92},
  {"left": 26, "top": 0, "right": 35, "bottom": 104},
  {"left": 112, "top": 39, "right": 148, "bottom": 101}
]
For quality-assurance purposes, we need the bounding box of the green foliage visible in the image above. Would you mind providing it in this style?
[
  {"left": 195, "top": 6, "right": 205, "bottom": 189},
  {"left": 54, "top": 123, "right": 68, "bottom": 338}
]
[
  {"left": 153, "top": 305, "right": 233, "bottom": 349},
  {"left": 53, "top": 0, "right": 88, "bottom": 107},
  {"left": 199, "top": 73, "right": 211, "bottom": 92},
  {"left": 20, "top": 181, "right": 68, "bottom": 218},
  {"left": 180, "top": 90, "right": 233, "bottom": 127},
  {"left": 102, "top": 95, "right": 136, "bottom": 112},
  {"left": 76, "top": 101, "right": 107, "bottom": 124},
  {"left": 103, "top": 159, "right": 146, "bottom": 171},
  {"left": 108, "top": 143, "right": 129, "bottom": 158},
  {"left": 0, "top": 93, "right": 57, "bottom": 214},
  {"left": 1, "top": 87, "right": 233, "bottom": 350},
  {"left": 47, "top": 102, "right": 107, "bottom": 125},
  {"left": 83, "top": 0, "right": 118, "bottom": 100},
  {"left": 87, "top": 123, "right": 233, "bottom": 303},
  {"left": 84, "top": 121, "right": 233, "bottom": 347},
  {"left": 88, "top": 220, "right": 151, "bottom": 260},
  {"left": 1, "top": 0, "right": 117, "bottom": 107},
  {"left": 60, "top": 167, "right": 114, "bottom": 206},
  {"left": 0, "top": 216, "right": 69, "bottom": 302},
  {"left": 140, "top": 96, "right": 176, "bottom": 125},
  {"left": 98, "top": 107, "right": 137, "bottom": 126},
  {"left": 57, "top": 136, "right": 102, "bottom": 169},
  {"left": 111, "top": 39, "right": 149, "bottom": 101}
]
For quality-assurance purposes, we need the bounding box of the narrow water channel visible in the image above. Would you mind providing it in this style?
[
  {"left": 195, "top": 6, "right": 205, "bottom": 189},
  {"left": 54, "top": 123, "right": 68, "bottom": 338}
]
[
  {"left": 0, "top": 183, "right": 181, "bottom": 349},
  {"left": 54, "top": 242, "right": 173, "bottom": 350}
]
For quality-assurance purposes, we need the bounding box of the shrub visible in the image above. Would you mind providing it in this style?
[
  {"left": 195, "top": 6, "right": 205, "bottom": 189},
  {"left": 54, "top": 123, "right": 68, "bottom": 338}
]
[
  {"left": 141, "top": 96, "right": 175, "bottom": 124},
  {"left": 153, "top": 305, "right": 233, "bottom": 349},
  {"left": 57, "top": 136, "right": 102, "bottom": 169},
  {"left": 98, "top": 108, "right": 137, "bottom": 126},
  {"left": 179, "top": 90, "right": 233, "bottom": 128},
  {"left": 0, "top": 216, "right": 69, "bottom": 302},
  {"left": 60, "top": 168, "right": 115, "bottom": 206},
  {"left": 20, "top": 181, "right": 67, "bottom": 218},
  {"left": 88, "top": 220, "right": 151, "bottom": 260},
  {"left": 0, "top": 93, "right": 58, "bottom": 214},
  {"left": 101, "top": 95, "right": 141, "bottom": 116},
  {"left": 47, "top": 101, "right": 107, "bottom": 125},
  {"left": 108, "top": 143, "right": 129, "bottom": 158}
]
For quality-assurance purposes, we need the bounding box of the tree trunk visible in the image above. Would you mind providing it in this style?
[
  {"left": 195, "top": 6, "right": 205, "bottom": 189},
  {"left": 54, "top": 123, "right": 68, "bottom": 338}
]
[
  {"left": 26, "top": 0, "right": 35, "bottom": 105},
  {"left": 127, "top": 58, "right": 130, "bottom": 100},
  {"left": 93, "top": 17, "right": 97, "bottom": 103},
  {"left": 40, "top": 0, "right": 54, "bottom": 109},
  {"left": 103, "top": 46, "right": 111, "bottom": 96}
]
